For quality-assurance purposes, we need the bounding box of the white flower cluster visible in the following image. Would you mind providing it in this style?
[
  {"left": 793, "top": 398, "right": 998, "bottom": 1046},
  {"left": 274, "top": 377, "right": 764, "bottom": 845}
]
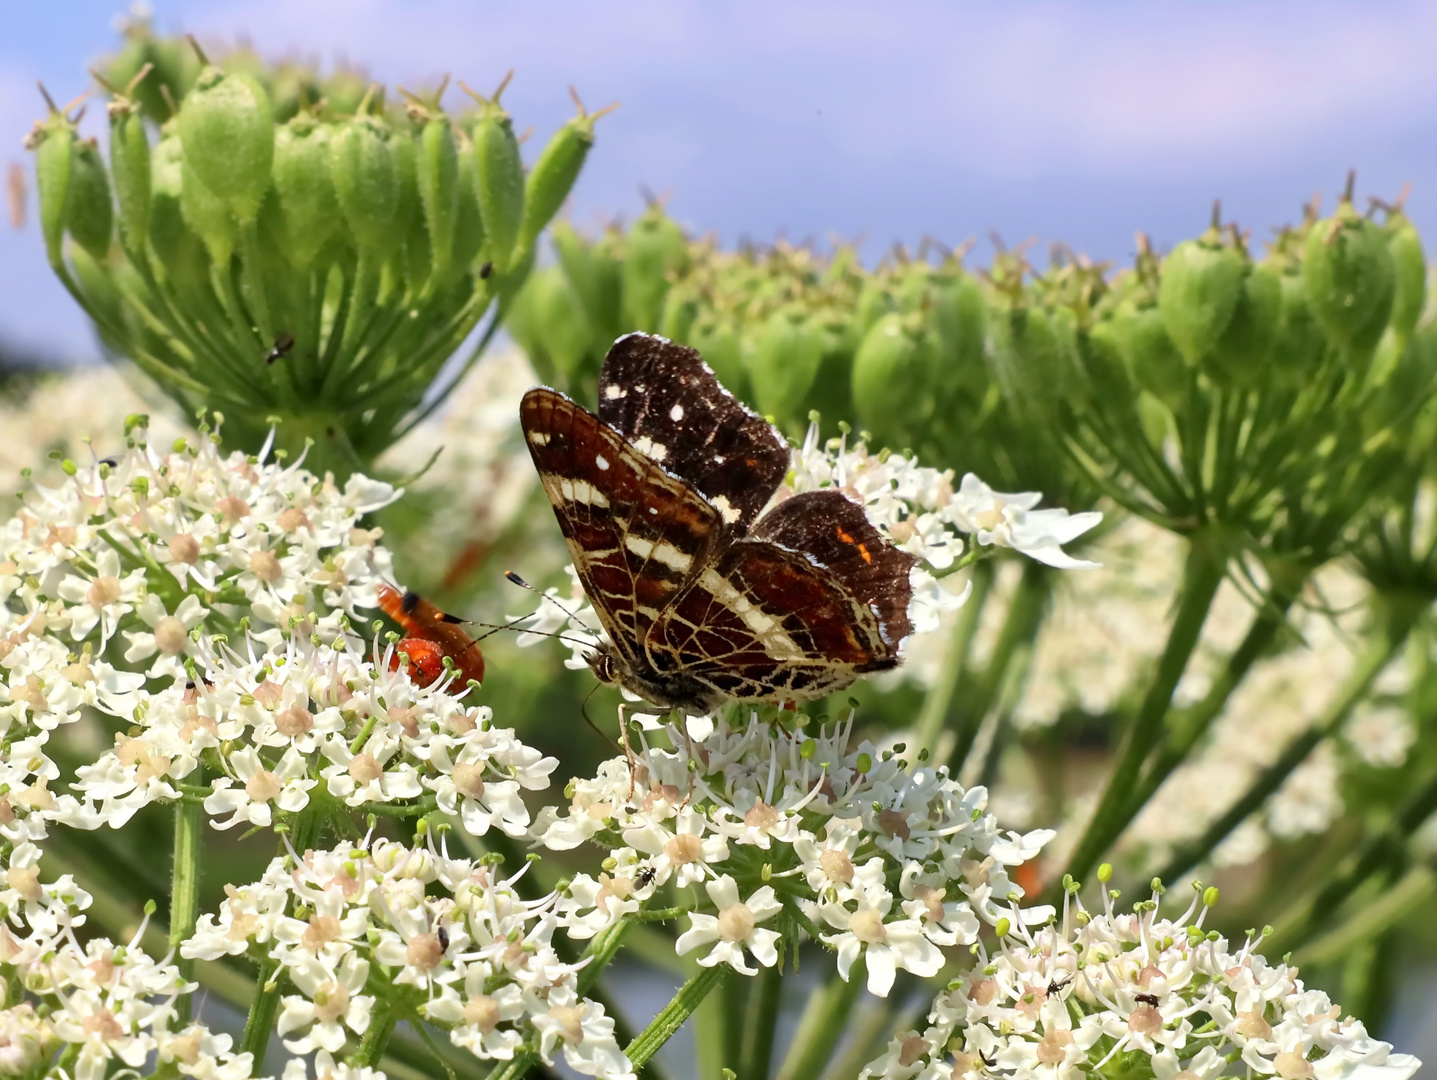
[
  {"left": 183, "top": 838, "right": 636, "bottom": 1080},
  {"left": 50, "top": 631, "right": 556, "bottom": 835},
  {"left": 0, "top": 422, "right": 399, "bottom": 848},
  {"left": 860, "top": 884, "right": 1420, "bottom": 1080},
  {"left": 537, "top": 711, "right": 1055, "bottom": 996},
  {"left": 0, "top": 856, "right": 257, "bottom": 1080}
]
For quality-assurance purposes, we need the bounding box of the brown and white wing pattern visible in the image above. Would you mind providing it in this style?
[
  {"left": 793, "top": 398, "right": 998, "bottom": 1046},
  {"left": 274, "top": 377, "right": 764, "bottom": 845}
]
[
  {"left": 519, "top": 386, "right": 722, "bottom": 664},
  {"left": 596, "top": 333, "right": 789, "bottom": 533}
]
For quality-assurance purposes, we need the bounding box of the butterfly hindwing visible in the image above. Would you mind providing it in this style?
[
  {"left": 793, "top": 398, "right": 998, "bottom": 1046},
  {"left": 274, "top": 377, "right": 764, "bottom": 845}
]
[
  {"left": 596, "top": 334, "right": 789, "bottom": 534},
  {"left": 520, "top": 386, "right": 722, "bottom": 665}
]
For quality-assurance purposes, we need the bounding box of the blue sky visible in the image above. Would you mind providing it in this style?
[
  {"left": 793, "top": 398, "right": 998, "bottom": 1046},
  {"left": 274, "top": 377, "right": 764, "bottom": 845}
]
[{"left": 4, "top": 0, "right": 1437, "bottom": 361}]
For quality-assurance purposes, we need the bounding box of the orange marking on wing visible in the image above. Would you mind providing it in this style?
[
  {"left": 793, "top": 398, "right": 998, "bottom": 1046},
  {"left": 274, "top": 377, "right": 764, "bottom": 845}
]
[
  {"left": 836, "top": 526, "right": 855, "bottom": 543},
  {"left": 856, "top": 543, "right": 872, "bottom": 564}
]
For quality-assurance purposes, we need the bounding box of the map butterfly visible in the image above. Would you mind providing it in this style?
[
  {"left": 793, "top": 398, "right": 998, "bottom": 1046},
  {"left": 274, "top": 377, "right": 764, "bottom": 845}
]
[{"left": 520, "top": 333, "right": 916, "bottom": 715}]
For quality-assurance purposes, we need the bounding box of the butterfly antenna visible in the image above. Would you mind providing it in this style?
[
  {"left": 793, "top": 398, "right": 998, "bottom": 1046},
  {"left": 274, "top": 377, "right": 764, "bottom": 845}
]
[{"left": 504, "top": 570, "right": 586, "bottom": 623}]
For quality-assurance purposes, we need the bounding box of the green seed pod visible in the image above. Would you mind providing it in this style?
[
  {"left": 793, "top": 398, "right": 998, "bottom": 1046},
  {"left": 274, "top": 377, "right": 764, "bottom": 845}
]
[
  {"left": 929, "top": 271, "right": 987, "bottom": 401},
  {"left": 65, "top": 138, "right": 114, "bottom": 261},
  {"left": 390, "top": 125, "right": 428, "bottom": 285},
  {"left": 148, "top": 131, "right": 208, "bottom": 283},
  {"left": 1268, "top": 268, "right": 1330, "bottom": 385},
  {"left": 69, "top": 239, "right": 124, "bottom": 337},
  {"left": 1159, "top": 220, "right": 1247, "bottom": 366},
  {"left": 517, "top": 90, "right": 615, "bottom": 257},
  {"left": 180, "top": 153, "right": 236, "bottom": 265},
  {"left": 804, "top": 309, "right": 856, "bottom": 430},
  {"left": 329, "top": 115, "right": 400, "bottom": 254},
  {"left": 1303, "top": 188, "right": 1395, "bottom": 360},
  {"left": 417, "top": 115, "right": 459, "bottom": 281},
  {"left": 468, "top": 75, "right": 525, "bottom": 274},
  {"left": 553, "top": 220, "right": 621, "bottom": 344},
  {"left": 987, "top": 301, "right": 1077, "bottom": 420},
  {"left": 532, "top": 266, "right": 596, "bottom": 384},
  {"left": 659, "top": 281, "right": 700, "bottom": 343},
  {"left": 621, "top": 208, "right": 689, "bottom": 332},
  {"left": 853, "top": 277, "right": 896, "bottom": 341},
  {"left": 851, "top": 312, "right": 932, "bottom": 445},
  {"left": 271, "top": 115, "right": 339, "bottom": 269},
  {"left": 687, "top": 313, "right": 747, "bottom": 397},
  {"left": 177, "top": 64, "right": 274, "bottom": 223},
  {"left": 31, "top": 117, "right": 74, "bottom": 268},
  {"left": 450, "top": 131, "right": 487, "bottom": 277},
  {"left": 747, "top": 307, "right": 823, "bottom": 428},
  {"left": 1110, "top": 300, "right": 1186, "bottom": 408},
  {"left": 1205, "top": 260, "right": 1281, "bottom": 386},
  {"left": 1384, "top": 206, "right": 1426, "bottom": 346},
  {"left": 108, "top": 102, "right": 151, "bottom": 252},
  {"left": 504, "top": 271, "right": 556, "bottom": 384}
]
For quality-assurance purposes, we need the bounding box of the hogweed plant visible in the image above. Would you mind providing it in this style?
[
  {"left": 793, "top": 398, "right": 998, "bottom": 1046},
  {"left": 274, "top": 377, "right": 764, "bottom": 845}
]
[{"left": 7, "top": 17, "right": 1433, "bottom": 1080}]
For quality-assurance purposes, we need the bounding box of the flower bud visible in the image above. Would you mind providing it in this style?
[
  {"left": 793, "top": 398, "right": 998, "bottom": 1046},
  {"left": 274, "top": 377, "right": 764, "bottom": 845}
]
[
  {"left": 553, "top": 220, "right": 621, "bottom": 345},
  {"left": 851, "top": 312, "right": 933, "bottom": 445},
  {"left": 417, "top": 114, "right": 460, "bottom": 282},
  {"left": 271, "top": 115, "right": 339, "bottom": 269},
  {"left": 748, "top": 306, "right": 823, "bottom": 430},
  {"left": 621, "top": 206, "right": 689, "bottom": 332},
  {"left": 687, "top": 312, "right": 747, "bottom": 398},
  {"left": 517, "top": 89, "right": 615, "bottom": 257},
  {"left": 108, "top": 100, "right": 151, "bottom": 252},
  {"left": 329, "top": 114, "right": 400, "bottom": 254},
  {"left": 177, "top": 62, "right": 274, "bottom": 223},
  {"left": 30, "top": 113, "right": 74, "bottom": 268},
  {"left": 181, "top": 153, "right": 237, "bottom": 265},
  {"left": 1158, "top": 212, "right": 1246, "bottom": 366},
  {"left": 468, "top": 74, "right": 525, "bottom": 274},
  {"left": 1303, "top": 181, "right": 1395, "bottom": 362},
  {"left": 65, "top": 138, "right": 114, "bottom": 261}
]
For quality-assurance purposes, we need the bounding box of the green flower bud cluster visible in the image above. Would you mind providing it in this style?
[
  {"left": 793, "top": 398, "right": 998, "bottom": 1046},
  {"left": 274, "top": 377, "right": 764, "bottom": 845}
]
[{"left": 32, "top": 32, "right": 610, "bottom": 478}]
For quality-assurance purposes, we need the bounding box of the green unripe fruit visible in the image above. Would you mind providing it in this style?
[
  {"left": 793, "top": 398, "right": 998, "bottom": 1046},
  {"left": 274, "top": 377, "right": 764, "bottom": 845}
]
[
  {"left": 504, "top": 272, "right": 554, "bottom": 384},
  {"left": 553, "top": 221, "right": 622, "bottom": 345},
  {"left": 930, "top": 272, "right": 986, "bottom": 399},
  {"left": 805, "top": 310, "right": 856, "bottom": 430},
  {"left": 450, "top": 133, "right": 487, "bottom": 277},
  {"left": 852, "top": 313, "right": 932, "bottom": 444},
  {"left": 1268, "top": 270, "right": 1330, "bottom": 384},
  {"left": 417, "top": 117, "right": 459, "bottom": 281},
  {"left": 621, "top": 209, "right": 689, "bottom": 332},
  {"left": 989, "top": 303, "right": 1075, "bottom": 415},
  {"left": 391, "top": 128, "right": 428, "bottom": 284},
  {"left": 330, "top": 116, "right": 400, "bottom": 254},
  {"left": 659, "top": 283, "right": 699, "bottom": 343},
  {"left": 69, "top": 241, "right": 124, "bottom": 337},
  {"left": 517, "top": 93, "right": 613, "bottom": 257},
  {"left": 688, "top": 314, "right": 747, "bottom": 397},
  {"left": 148, "top": 133, "right": 207, "bottom": 283},
  {"left": 1113, "top": 302, "right": 1186, "bottom": 408},
  {"left": 1303, "top": 197, "right": 1395, "bottom": 359},
  {"left": 177, "top": 65, "right": 274, "bottom": 223},
  {"left": 527, "top": 266, "right": 594, "bottom": 382},
  {"left": 1159, "top": 231, "right": 1246, "bottom": 366},
  {"left": 271, "top": 117, "right": 339, "bottom": 269},
  {"left": 748, "top": 307, "right": 822, "bottom": 427},
  {"left": 108, "top": 105, "right": 151, "bottom": 251},
  {"left": 1206, "top": 261, "right": 1281, "bottom": 386},
  {"left": 180, "top": 153, "right": 236, "bottom": 265},
  {"left": 854, "top": 278, "right": 896, "bottom": 341},
  {"left": 65, "top": 138, "right": 114, "bottom": 261},
  {"left": 1384, "top": 208, "right": 1426, "bottom": 346},
  {"left": 471, "top": 83, "right": 525, "bottom": 274},
  {"left": 32, "top": 119, "right": 74, "bottom": 268}
]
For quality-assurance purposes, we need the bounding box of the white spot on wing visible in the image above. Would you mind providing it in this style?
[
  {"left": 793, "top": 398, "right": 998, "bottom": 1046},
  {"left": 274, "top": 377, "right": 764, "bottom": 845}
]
[
  {"left": 670, "top": 403, "right": 684, "bottom": 421},
  {"left": 624, "top": 534, "right": 693, "bottom": 572},
  {"left": 711, "top": 494, "right": 742, "bottom": 525},
  {"left": 554, "top": 477, "right": 610, "bottom": 508},
  {"left": 527, "top": 431, "right": 551, "bottom": 446},
  {"left": 604, "top": 384, "right": 625, "bottom": 400},
  {"left": 632, "top": 435, "right": 668, "bottom": 462},
  {"left": 596, "top": 454, "right": 610, "bottom": 471}
]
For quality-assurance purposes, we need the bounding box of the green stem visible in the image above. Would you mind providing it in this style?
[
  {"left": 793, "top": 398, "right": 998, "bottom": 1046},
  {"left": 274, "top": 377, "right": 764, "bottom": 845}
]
[
  {"left": 948, "top": 559, "right": 1049, "bottom": 774},
  {"left": 912, "top": 561, "right": 993, "bottom": 762},
  {"left": 774, "top": 966, "right": 864, "bottom": 1080},
  {"left": 169, "top": 798, "right": 203, "bottom": 1023},
  {"left": 1156, "top": 601, "right": 1417, "bottom": 885},
  {"left": 737, "top": 964, "right": 782, "bottom": 1080},
  {"left": 1296, "top": 864, "right": 1435, "bottom": 968},
  {"left": 1127, "top": 574, "right": 1306, "bottom": 817},
  {"left": 626, "top": 966, "right": 727, "bottom": 1073},
  {"left": 1056, "top": 531, "right": 1226, "bottom": 899},
  {"left": 352, "top": 995, "right": 397, "bottom": 1068}
]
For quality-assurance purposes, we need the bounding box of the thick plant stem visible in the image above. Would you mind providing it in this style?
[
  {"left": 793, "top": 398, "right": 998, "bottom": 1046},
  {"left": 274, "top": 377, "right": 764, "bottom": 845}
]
[
  {"left": 353, "top": 996, "right": 397, "bottom": 1068},
  {"left": 169, "top": 799, "right": 203, "bottom": 1024},
  {"left": 626, "top": 966, "right": 727, "bottom": 1073},
  {"left": 1157, "top": 598, "right": 1419, "bottom": 885},
  {"left": 912, "top": 561, "right": 994, "bottom": 762},
  {"left": 737, "top": 965, "right": 782, "bottom": 1080},
  {"left": 1056, "top": 533, "right": 1226, "bottom": 898},
  {"left": 947, "top": 560, "right": 1049, "bottom": 774},
  {"left": 775, "top": 965, "right": 865, "bottom": 1080},
  {"left": 1126, "top": 577, "right": 1305, "bottom": 818}
]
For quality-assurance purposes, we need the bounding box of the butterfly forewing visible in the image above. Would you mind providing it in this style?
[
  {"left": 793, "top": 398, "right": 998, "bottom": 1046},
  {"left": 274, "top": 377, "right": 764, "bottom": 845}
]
[
  {"left": 520, "top": 387, "right": 721, "bottom": 663},
  {"left": 597, "top": 334, "right": 789, "bottom": 533}
]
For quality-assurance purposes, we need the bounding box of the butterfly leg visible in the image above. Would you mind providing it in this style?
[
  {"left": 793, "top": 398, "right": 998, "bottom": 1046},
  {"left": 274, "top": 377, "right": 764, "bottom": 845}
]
[
  {"left": 619, "top": 703, "right": 639, "bottom": 804},
  {"left": 678, "top": 711, "right": 698, "bottom": 808}
]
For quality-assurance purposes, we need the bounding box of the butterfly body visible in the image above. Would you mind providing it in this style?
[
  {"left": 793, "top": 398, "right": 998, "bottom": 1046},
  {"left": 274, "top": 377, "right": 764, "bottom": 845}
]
[{"left": 520, "top": 333, "right": 915, "bottom": 715}]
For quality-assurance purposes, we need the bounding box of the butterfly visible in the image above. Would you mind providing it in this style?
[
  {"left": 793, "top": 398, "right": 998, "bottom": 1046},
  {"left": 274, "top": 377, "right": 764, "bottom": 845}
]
[
  {"left": 519, "top": 333, "right": 915, "bottom": 715},
  {"left": 376, "top": 583, "right": 485, "bottom": 688}
]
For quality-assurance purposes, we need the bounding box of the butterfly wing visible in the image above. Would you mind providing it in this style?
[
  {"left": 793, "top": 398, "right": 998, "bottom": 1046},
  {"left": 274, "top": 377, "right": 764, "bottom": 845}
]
[
  {"left": 596, "top": 333, "right": 789, "bottom": 534},
  {"left": 520, "top": 386, "right": 723, "bottom": 664}
]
